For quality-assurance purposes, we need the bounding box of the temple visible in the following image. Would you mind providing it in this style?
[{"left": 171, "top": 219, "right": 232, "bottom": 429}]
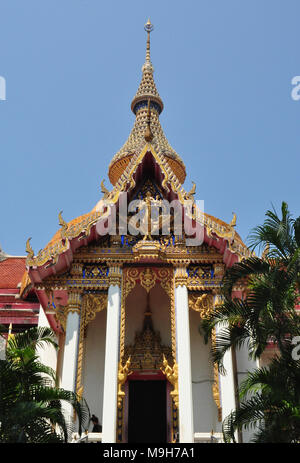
[
  {"left": 0, "top": 247, "right": 39, "bottom": 358},
  {"left": 2, "top": 21, "right": 259, "bottom": 443}
]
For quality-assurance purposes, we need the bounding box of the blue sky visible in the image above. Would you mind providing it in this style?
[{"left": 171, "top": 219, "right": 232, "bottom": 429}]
[{"left": 1, "top": 0, "right": 300, "bottom": 255}]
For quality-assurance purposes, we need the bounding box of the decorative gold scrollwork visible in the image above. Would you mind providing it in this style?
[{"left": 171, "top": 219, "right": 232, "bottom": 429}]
[
  {"left": 157, "top": 268, "right": 172, "bottom": 298},
  {"left": 188, "top": 292, "right": 214, "bottom": 319},
  {"left": 174, "top": 265, "right": 188, "bottom": 287},
  {"left": 66, "top": 291, "right": 82, "bottom": 314},
  {"left": 124, "top": 268, "right": 139, "bottom": 299},
  {"left": 140, "top": 267, "right": 156, "bottom": 293},
  {"left": 108, "top": 264, "right": 122, "bottom": 287}
]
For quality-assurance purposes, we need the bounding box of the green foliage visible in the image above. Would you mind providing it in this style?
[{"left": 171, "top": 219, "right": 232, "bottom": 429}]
[
  {"left": 0, "top": 326, "right": 90, "bottom": 443},
  {"left": 222, "top": 354, "right": 300, "bottom": 443},
  {"left": 201, "top": 202, "right": 300, "bottom": 442}
]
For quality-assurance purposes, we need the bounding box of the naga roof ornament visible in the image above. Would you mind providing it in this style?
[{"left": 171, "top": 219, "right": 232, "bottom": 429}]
[{"left": 108, "top": 19, "right": 186, "bottom": 186}]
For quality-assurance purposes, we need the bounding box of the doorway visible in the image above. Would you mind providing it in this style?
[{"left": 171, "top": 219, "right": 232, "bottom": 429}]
[{"left": 128, "top": 380, "right": 167, "bottom": 443}]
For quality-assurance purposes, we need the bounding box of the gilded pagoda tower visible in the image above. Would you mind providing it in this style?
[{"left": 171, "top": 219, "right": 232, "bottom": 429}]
[{"left": 22, "top": 21, "right": 254, "bottom": 443}]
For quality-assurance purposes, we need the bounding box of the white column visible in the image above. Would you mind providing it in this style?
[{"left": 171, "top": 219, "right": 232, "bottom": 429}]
[
  {"left": 61, "top": 312, "right": 80, "bottom": 391},
  {"left": 174, "top": 266, "right": 194, "bottom": 443},
  {"left": 216, "top": 321, "right": 238, "bottom": 439},
  {"left": 102, "top": 266, "right": 122, "bottom": 443},
  {"left": 60, "top": 292, "right": 81, "bottom": 431}
]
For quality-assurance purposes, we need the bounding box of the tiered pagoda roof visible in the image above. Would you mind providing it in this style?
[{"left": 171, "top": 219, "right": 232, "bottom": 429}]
[{"left": 108, "top": 20, "right": 185, "bottom": 186}]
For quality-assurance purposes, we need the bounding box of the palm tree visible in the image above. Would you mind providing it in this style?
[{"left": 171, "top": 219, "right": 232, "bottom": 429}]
[
  {"left": 0, "top": 326, "right": 90, "bottom": 443},
  {"left": 202, "top": 202, "right": 300, "bottom": 442},
  {"left": 222, "top": 355, "right": 300, "bottom": 443}
]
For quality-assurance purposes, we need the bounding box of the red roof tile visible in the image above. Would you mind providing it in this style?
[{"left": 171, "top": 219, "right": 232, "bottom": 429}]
[{"left": 0, "top": 257, "right": 26, "bottom": 289}]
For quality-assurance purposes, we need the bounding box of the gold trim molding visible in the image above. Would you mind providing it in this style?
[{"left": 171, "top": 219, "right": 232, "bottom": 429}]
[
  {"left": 108, "top": 264, "right": 122, "bottom": 287},
  {"left": 66, "top": 291, "right": 82, "bottom": 314},
  {"left": 174, "top": 265, "right": 188, "bottom": 287}
]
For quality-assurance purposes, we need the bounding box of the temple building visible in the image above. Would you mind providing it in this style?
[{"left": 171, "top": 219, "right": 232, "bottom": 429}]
[
  {"left": 0, "top": 247, "right": 39, "bottom": 359},
  {"left": 6, "top": 21, "right": 259, "bottom": 443}
]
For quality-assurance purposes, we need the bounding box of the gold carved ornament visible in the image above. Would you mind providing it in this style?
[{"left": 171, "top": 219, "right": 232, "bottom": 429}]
[
  {"left": 156, "top": 268, "right": 172, "bottom": 298},
  {"left": 123, "top": 308, "right": 173, "bottom": 371},
  {"left": 211, "top": 328, "right": 222, "bottom": 422},
  {"left": 66, "top": 291, "right": 82, "bottom": 314},
  {"left": 108, "top": 264, "right": 122, "bottom": 287},
  {"left": 58, "top": 211, "right": 69, "bottom": 240},
  {"left": 25, "top": 237, "right": 34, "bottom": 261},
  {"left": 117, "top": 356, "right": 133, "bottom": 409},
  {"left": 188, "top": 292, "right": 214, "bottom": 319},
  {"left": 43, "top": 288, "right": 68, "bottom": 332},
  {"left": 123, "top": 268, "right": 139, "bottom": 299},
  {"left": 120, "top": 267, "right": 175, "bottom": 361},
  {"left": 189, "top": 292, "right": 222, "bottom": 421},
  {"left": 139, "top": 267, "right": 156, "bottom": 293},
  {"left": 160, "top": 354, "right": 179, "bottom": 409},
  {"left": 54, "top": 306, "right": 68, "bottom": 332},
  {"left": 142, "top": 191, "right": 154, "bottom": 240},
  {"left": 185, "top": 181, "right": 196, "bottom": 200},
  {"left": 100, "top": 179, "right": 110, "bottom": 199},
  {"left": 53, "top": 291, "right": 82, "bottom": 335},
  {"left": 174, "top": 265, "right": 189, "bottom": 287},
  {"left": 119, "top": 268, "right": 139, "bottom": 361},
  {"left": 157, "top": 268, "right": 176, "bottom": 361}
]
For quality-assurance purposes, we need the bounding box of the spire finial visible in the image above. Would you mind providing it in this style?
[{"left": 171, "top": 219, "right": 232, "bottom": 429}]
[
  {"left": 131, "top": 19, "right": 163, "bottom": 114},
  {"left": 143, "top": 19, "right": 154, "bottom": 73}
]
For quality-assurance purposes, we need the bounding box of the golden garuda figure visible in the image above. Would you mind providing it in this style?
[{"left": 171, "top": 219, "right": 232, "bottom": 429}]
[{"left": 117, "top": 356, "right": 132, "bottom": 408}]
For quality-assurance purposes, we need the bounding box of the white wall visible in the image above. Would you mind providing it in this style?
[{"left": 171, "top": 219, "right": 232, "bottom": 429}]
[
  {"left": 235, "top": 346, "right": 260, "bottom": 443},
  {"left": 125, "top": 283, "right": 171, "bottom": 347},
  {"left": 36, "top": 306, "right": 58, "bottom": 375},
  {"left": 82, "top": 308, "right": 106, "bottom": 427},
  {"left": 189, "top": 309, "right": 221, "bottom": 433}
]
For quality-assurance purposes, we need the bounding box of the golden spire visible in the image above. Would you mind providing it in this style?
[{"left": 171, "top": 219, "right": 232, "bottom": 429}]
[
  {"left": 108, "top": 20, "right": 186, "bottom": 186},
  {"left": 143, "top": 18, "right": 154, "bottom": 73},
  {"left": 131, "top": 19, "right": 164, "bottom": 114}
]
